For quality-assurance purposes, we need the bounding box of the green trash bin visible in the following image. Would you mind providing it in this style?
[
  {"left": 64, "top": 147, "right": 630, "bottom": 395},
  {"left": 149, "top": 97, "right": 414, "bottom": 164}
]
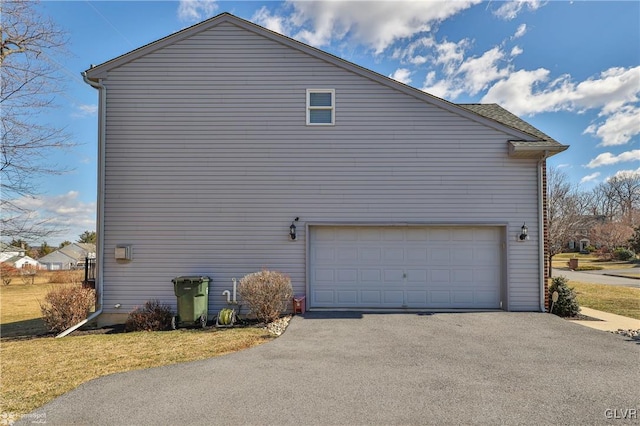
[{"left": 171, "top": 276, "right": 210, "bottom": 329}]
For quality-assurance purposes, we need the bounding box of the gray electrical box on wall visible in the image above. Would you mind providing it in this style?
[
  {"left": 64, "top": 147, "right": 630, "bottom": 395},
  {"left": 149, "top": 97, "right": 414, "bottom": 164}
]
[{"left": 115, "top": 245, "right": 132, "bottom": 261}]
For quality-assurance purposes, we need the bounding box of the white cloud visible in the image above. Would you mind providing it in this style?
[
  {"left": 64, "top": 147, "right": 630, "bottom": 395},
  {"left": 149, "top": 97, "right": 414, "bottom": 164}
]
[
  {"left": 389, "top": 68, "right": 413, "bottom": 85},
  {"left": 482, "top": 66, "right": 640, "bottom": 116},
  {"left": 423, "top": 44, "right": 512, "bottom": 99},
  {"left": 510, "top": 46, "right": 523, "bottom": 56},
  {"left": 422, "top": 71, "right": 458, "bottom": 99},
  {"left": 177, "top": 0, "right": 217, "bottom": 23},
  {"left": 11, "top": 191, "right": 96, "bottom": 244},
  {"left": 481, "top": 65, "right": 640, "bottom": 146},
  {"left": 457, "top": 47, "right": 510, "bottom": 95},
  {"left": 251, "top": 6, "right": 289, "bottom": 35},
  {"left": 71, "top": 104, "right": 98, "bottom": 118},
  {"left": 580, "top": 172, "right": 600, "bottom": 184},
  {"left": 584, "top": 105, "right": 640, "bottom": 147},
  {"left": 494, "top": 0, "right": 543, "bottom": 20},
  {"left": 513, "top": 24, "right": 527, "bottom": 39},
  {"left": 287, "top": 0, "right": 481, "bottom": 54},
  {"left": 585, "top": 150, "right": 640, "bottom": 169}
]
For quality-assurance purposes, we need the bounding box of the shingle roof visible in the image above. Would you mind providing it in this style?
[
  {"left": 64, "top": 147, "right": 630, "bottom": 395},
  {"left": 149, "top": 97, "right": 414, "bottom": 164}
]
[{"left": 458, "top": 104, "right": 561, "bottom": 145}]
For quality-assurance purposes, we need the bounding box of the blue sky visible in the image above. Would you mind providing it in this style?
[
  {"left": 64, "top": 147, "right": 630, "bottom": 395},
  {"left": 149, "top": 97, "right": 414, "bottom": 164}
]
[{"left": 16, "top": 0, "right": 640, "bottom": 244}]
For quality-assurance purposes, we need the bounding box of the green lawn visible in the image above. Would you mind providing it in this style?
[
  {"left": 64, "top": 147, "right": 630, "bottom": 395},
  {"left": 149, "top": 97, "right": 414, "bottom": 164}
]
[{"left": 566, "top": 281, "right": 640, "bottom": 320}]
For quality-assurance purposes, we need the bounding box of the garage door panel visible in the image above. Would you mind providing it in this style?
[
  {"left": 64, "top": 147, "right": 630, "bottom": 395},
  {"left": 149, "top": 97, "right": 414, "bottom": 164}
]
[
  {"left": 361, "top": 291, "right": 382, "bottom": 304},
  {"left": 453, "top": 269, "right": 473, "bottom": 283},
  {"left": 453, "top": 248, "right": 473, "bottom": 262},
  {"left": 314, "top": 269, "right": 335, "bottom": 282},
  {"left": 383, "top": 247, "right": 404, "bottom": 263},
  {"left": 384, "top": 269, "right": 404, "bottom": 281},
  {"left": 361, "top": 248, "right": 381, "bottom": 262},
  {"left": 337, "top": 291, "right": 358, "bottom": 304},
  {"left": 360, "top": 269, "right": 382, "bottom": 282},
  {"left": 314, "top": 247, "right": 335, "bottom": 261},
  {"left": 453, "top": 291, "right": 474, "bottom": 304},
  {"left": 310, "top": 226, "right": 502, "bottom": 309},
  {"left": 313, "top": 290, "right": 335, "bottom": 304},
  {"left": 337, "top": 269, "right": 358, "bottom": 282},
  {"left": 431, "top": 270, "right": 451, "bottom": 283},
  {"left": 384, "top": 291, "right": 404, "bottom": 304},
  {"left": 360, "top": 229, "right": 382, "bottom": 241},
  {"left": 476, "top": 247, "right": 500, "bottom": 264},
  {"left": 406, "top": 291, "right": 428, "bottom": 306},
  {"left": 430, "top": 291, "right": 451, "bottom": 304},
  {"left": 430, "top": 249, "right": 451, "bottom": 263},
  {"left": 407, "top": 269, "right": 427, "bottom": 282},
  {"left": 407, "top": 248, "right": 428, "bottom": 262}
]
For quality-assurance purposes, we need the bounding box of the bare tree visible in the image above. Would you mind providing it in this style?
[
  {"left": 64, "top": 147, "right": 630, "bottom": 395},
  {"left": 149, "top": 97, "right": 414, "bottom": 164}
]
[
  {"left": 547, "top": 167, "right": 581, "bottom": 275},
  {"left": 605, "top": 172, "right": 640, "bottom": 227},
  {"left": 590, "top": 222, "right": 634, "bottom": 259},
  {"left": 1, "top": 0, "right": 72, "bottom": 242}
]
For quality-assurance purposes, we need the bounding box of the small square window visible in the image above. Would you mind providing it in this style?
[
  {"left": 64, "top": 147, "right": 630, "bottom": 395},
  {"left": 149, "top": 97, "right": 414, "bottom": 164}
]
[{"left": 307, "top": 89, "right": 334, "bottom": 125}]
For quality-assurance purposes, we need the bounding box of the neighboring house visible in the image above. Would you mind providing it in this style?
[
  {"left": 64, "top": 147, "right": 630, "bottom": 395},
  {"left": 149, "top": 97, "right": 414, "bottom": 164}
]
[
  {"left": 0, "top": 243, "right": 26, "bottom": 263},
  {"left": 83, "top": 13, "right": 568, "bottom": 326},
  {"left": 59, "top": 243, "right": 97, "bottom": 269},
  {"left": 38, "top": 251, "right": 76, "bottom": 271},
  {"left": 566, "top": 215, "right": 607, "bottom": 253},
  {"left": 38, "top": 243, "right": 96, "bottom": 271},
  {"left": 2, "top": 255, "right": 43, "bottom": 270}
]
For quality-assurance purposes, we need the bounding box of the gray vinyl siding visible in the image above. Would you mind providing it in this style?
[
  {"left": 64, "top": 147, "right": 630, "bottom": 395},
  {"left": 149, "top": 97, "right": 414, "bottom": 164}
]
[{"left": 99, "top": 22, "right": 541, "bottom": 315}]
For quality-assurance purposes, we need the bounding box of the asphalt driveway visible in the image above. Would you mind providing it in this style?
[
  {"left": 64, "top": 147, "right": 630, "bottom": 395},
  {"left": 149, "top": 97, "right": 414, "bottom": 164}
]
[{"left": 24, "top": 313, "right": 639, "bottom": 425}]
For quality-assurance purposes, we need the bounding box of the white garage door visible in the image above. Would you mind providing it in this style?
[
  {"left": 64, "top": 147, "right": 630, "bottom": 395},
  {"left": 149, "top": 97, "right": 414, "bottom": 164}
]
[{"left": 309, "top": 226, "right": 502, "bottom": 309}]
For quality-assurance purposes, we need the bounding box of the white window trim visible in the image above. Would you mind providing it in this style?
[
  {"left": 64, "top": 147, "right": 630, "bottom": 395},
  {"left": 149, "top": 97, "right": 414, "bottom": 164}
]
[{"left": 306, "top": 89, "right": 335, "bottom": 126}]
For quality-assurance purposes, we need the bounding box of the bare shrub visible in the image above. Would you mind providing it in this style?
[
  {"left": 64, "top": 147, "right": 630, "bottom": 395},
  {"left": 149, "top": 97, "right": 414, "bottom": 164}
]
[
  {"left": 1, "top": 263, "right": 18, "bottom": 285},
  {"left": 20, "top": 265, "right": 38, "bottom": 285},
  {"left": 48, "top": 270, "right": 83, "bottom": 284},
  {"left": 238, "top": 270, "right": 293, "bottom": 323},
  {"left": 125, "top": 300, "right": 174, "bottom": 332},
  {"left": 40, "top": 286, "right": 96, "bottom": 333}
]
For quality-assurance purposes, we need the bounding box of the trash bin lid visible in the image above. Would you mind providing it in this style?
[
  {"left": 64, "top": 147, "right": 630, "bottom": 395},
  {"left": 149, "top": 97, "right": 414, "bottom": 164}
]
[{"left": 172, "top": 276, "right": 210, "bottom": 284}]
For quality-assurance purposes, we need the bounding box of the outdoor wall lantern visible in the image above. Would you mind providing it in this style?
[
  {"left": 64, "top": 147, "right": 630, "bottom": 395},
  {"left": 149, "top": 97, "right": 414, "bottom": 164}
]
[
  {"left": 289, "top": 217, "right": 299, "bottom": 240},
  {"left": 519, "top": 223, "right": 529, "bottom": 241}
]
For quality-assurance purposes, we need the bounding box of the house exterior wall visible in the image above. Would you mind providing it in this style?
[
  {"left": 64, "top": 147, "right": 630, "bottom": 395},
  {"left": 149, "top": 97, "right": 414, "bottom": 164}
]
[{"left": 96, "top": 22, "right": 542, "bottom": 321}]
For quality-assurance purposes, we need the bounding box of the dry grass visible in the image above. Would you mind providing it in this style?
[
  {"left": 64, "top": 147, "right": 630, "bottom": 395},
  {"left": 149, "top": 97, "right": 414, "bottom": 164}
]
[
  {"left": 0, "top": 281, "right": 273, "bottom": 417},
  {"left": 1, "top": 327, "right": 272, "bottom": 416},
  {"left": 568, "top": 281, "right": 640, "bottom": 320},
  {"left": 0, "top": 281, "right": 70, "bottom": 337}
]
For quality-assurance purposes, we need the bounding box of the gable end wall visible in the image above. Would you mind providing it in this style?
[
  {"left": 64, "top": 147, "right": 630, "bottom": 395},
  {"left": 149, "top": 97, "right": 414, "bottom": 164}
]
[{"left": 97, "top": 22, "right": 543, "bottom": 319}]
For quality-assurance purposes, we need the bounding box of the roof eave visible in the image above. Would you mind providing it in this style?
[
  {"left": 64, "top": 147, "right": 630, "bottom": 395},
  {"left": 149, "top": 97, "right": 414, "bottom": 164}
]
[{"left": 508, "top": 141, "right": 569, "bottom": 159}]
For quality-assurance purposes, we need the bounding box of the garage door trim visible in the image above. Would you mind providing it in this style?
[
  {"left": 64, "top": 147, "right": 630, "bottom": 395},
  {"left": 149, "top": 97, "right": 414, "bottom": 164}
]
[{"left": 306, "top": 222, "right": 508, "bottom": 311}]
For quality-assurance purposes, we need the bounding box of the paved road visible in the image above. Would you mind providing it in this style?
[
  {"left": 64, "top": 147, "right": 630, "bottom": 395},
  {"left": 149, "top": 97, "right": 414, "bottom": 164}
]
[
  {"left": 23, "top": 313, "right": 639, "bottom": 426},
  {"left": 553, "top": 268, "right": 640, "bottom": 288}
]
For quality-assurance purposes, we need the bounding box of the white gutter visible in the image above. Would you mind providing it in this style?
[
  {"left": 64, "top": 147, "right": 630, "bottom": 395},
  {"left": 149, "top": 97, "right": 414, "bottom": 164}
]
[
  {"left": 57, "top": 71, "right": 106, "bottom": 338},
  {"left": 538, "top": 151, "right": 550, "bottom": 313}
]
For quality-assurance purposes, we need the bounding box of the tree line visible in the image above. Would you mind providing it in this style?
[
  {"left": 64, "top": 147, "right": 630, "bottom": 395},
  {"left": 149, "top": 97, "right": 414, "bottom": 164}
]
[{"left": 548, "top": 167, "right": 640, "bottom": 264}]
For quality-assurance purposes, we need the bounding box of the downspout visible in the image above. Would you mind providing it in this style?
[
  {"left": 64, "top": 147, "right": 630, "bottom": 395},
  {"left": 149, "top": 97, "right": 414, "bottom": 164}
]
[
  {"left": 538, "top": 151, "right": 550, "bottom": 313},
  {"left": 57, "top": 71, "right": 106, "bottom": 337}
]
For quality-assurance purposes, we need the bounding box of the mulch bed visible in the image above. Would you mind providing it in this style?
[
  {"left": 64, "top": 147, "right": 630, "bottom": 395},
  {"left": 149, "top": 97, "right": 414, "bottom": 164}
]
[{"left": 562, "top": 313, "right": 603, "bottom": 321}]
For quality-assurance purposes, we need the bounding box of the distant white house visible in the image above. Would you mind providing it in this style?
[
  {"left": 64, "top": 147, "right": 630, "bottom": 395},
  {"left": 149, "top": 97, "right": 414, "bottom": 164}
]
[
  {"left": 38, "top": 243, "right": 97, "bottom": 271},
  {"left": 0, "top": 243, "right": 26, "bottom": 263},
  {"left": 2, "top": 255, "right": 43, "bottom": 270}
]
